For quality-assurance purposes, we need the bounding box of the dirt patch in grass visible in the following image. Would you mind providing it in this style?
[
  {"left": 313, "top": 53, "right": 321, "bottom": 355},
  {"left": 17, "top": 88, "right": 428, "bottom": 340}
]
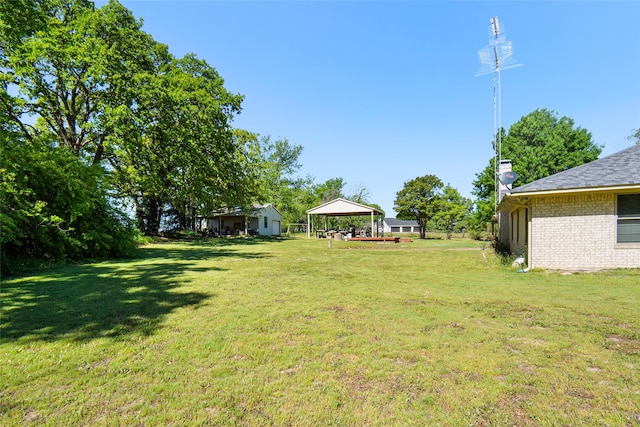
[{"left": 606, "top": 334, "right": 640, "bottom": 354}]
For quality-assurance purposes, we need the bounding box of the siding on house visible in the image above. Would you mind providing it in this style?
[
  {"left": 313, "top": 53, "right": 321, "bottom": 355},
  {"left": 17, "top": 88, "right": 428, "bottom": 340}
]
[{"left": 528, "top": 193, "right": 639, "bottom": 270}]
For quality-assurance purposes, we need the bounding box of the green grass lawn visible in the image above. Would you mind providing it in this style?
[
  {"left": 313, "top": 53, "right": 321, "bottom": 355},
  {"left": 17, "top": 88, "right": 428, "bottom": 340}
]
[{"left": 2, "top": 236, "right": 639, "bottom": 426}]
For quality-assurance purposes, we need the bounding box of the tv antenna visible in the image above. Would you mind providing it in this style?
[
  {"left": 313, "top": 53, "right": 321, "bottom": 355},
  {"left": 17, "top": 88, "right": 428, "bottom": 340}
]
[{"left": 476, "top": 16, "right": 522, "bottom": 211}]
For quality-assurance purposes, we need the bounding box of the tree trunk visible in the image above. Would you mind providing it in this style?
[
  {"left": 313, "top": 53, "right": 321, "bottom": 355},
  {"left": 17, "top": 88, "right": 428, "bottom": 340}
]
[
  {"left": 92, "top": 142, "right": 104, "bottom": 165},
  {"left": 136, "top": 196, "right": 162, "bottom": 236},
  {"left": 133, "top": 196, "right": 146, "bottom": 233},
  {"left": 146, "top": 197, "right": 161, "bottom": 235}
]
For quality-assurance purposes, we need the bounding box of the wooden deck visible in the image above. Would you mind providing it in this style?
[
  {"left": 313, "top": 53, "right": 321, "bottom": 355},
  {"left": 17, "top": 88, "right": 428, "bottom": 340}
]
[
  {"left": 347, "top": 237, "right": 413, "bottom": 243},
  {"left": 347, "top": 237, "right": 400, "bottom": 243}
]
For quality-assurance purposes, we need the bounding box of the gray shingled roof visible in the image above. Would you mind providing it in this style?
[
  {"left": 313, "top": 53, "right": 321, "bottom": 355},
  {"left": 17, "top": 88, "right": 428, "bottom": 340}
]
[
  {"left": 510, "top": 144, "right": 640, "bottom": 194},
  {"left": 384, "top": 218, "right": 419, "bottom": 227}
]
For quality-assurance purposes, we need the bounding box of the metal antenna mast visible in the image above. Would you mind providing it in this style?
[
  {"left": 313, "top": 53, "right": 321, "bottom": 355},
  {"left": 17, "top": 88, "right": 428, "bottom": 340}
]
[{"left": 476, "top": 16, "right": 522, "bottom": 212}]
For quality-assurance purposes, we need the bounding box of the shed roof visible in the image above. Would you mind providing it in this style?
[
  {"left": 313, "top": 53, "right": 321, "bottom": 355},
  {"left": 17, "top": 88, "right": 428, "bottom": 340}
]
[
  {"left": 384, "top": 218, "right": 419, "bottom": 227},
  {"left": 306, "top": 198, "right": 383, "bottom": 216},
  {"left": 209, "top": 204, "right": 281, "bottom": 218},
  {"left": 510, "top": 144, "right": 640, "bottom": 195}
]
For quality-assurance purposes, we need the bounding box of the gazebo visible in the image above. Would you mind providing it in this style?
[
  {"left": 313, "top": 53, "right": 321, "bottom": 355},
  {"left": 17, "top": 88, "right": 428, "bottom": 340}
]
[{"left": 306, "top": 198, "right": 384, "bottom": 239}]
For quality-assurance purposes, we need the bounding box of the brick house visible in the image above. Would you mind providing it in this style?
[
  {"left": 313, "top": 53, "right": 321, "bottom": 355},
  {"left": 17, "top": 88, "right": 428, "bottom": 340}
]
[{"left": 497, "top": 144, "right": 640, "bottom": 271}]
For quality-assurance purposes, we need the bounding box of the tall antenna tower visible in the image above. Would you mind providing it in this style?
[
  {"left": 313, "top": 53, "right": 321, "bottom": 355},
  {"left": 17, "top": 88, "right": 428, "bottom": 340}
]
[{"left": 476, "top": 16, "right": 522, "bottom": 212}]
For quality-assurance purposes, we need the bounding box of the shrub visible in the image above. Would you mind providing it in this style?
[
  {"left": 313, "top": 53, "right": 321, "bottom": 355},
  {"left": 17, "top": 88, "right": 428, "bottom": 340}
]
[{"left": 1, "top": 138, "right": 138, "bottom": 274}]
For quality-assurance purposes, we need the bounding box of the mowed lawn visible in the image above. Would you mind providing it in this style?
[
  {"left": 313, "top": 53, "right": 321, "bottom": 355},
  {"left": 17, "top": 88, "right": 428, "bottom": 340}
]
[{"left": 1, "top": 236, "right": 639, "bottom": 426}]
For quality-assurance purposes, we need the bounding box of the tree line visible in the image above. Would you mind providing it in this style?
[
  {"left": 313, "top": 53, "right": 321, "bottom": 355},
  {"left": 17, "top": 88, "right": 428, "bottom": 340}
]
[{"left": 0, "top": 0, "right": 363, "bottom": 272}]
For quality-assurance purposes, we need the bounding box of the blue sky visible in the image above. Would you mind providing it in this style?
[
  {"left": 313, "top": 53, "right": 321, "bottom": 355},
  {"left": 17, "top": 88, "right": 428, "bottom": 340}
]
[{"left": 109, "top": 1, "right": 640, "bottom": 216}]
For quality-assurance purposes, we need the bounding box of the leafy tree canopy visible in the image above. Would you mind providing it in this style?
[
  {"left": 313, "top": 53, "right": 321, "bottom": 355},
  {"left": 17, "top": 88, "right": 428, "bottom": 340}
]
[
  {"left": 629, "top": 128, "right": 640, "bottom": 145},
  {"left": 432, "top": 185, "right": 472, "bottom": 239},
  {"left": 471, "top": 108, "right": 602, "bottom": 229},
  {"left": 1, "top": 0, "right": 159, "bottom": 164},
  {"left": 313, "top": 178, "right": 345, "bottom": 204},
  {"left": 250, "top": 135, "right": 313, "bottom": 226},
  {"left": 394, "top": 174, "right": 444, "bottom": 239},
  {"left": 1, "top": 0, "right": 256, "bottom": 237},
  {"left": 108, "top": 53, "right": 248, "bottom": 235}
]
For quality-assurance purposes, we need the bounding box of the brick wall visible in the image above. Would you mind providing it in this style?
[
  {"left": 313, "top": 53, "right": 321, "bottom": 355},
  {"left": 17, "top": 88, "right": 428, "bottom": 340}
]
[{"left": 529, "top": 193, "right": 640, "bottom": 270}]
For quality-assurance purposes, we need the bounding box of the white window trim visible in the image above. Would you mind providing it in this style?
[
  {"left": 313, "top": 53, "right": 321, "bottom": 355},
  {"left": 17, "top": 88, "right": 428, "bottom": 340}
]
[{"left": 616, "top": 194, "right": 640, "bottom": 244}]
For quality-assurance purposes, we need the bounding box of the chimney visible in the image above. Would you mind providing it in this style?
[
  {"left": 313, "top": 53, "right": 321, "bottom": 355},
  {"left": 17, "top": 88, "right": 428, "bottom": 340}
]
[{"left": 498, "top": 159, "right": 512, "bottom": 202}]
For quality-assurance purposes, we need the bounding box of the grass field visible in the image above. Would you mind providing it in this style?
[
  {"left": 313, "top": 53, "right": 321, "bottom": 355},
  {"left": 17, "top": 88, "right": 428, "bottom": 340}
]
[{"left": 1, "top": 236, "right": 639, "bottom": 426}]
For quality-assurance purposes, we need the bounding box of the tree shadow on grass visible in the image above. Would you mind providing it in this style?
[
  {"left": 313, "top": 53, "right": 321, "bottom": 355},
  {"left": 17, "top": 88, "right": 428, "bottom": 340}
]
[
  {"left": 1, "top": 238, "right": 271, "bottom": 343},
  {"left": 176, "top": 234, "right": 289, "bottom": 248}
]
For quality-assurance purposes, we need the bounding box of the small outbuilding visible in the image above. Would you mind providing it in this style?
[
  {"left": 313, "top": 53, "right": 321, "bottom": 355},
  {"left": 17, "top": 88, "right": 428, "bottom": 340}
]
[
  {"left": 497, "top": 144, "right": 640, "bottom": 271},
  {"left": 204, "top": 204, "right": 282, "bottom": 236},
  {"left": 382, "top": 218, "right": 420, "bottom": 234}
]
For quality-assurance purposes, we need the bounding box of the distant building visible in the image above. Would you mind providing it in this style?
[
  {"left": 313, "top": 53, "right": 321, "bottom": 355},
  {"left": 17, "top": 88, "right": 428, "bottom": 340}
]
[{"left": 382, "top": 218, "right": 420, "bottom": 234}]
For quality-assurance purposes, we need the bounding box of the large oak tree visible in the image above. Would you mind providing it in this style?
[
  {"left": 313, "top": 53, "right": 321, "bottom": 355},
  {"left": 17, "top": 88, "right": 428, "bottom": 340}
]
[
  {"left": 1, "top": 0, "right": 158, "bottom": 164},
  {"left": 2, "top": 0, "right": 259, "bottom": 238}
]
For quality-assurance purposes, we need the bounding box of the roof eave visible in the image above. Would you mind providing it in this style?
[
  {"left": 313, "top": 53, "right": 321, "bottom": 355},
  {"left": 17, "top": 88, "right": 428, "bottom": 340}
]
[
  {"left": 511, "top": 183, "right": 640, "bottom": 198},
  {"left": 499, "top": 184, "right": 640, "bottom": 212}
]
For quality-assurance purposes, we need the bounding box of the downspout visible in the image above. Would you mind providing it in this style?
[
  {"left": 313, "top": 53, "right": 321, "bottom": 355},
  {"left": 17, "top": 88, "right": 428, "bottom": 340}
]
[{"left": 527, "top": 206, "right": 533, "bottom": 270}]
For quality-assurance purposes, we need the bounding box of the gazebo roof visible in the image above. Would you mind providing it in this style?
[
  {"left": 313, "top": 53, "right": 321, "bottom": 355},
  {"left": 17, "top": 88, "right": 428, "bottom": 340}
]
[{"left": 306, "top": 198, "right": 383, "bottom": 217}]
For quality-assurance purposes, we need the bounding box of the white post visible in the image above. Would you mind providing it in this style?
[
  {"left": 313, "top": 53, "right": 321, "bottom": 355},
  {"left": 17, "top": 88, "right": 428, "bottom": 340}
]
[{"left": 370, "top": 212, "right": 374, "bottom": 238}]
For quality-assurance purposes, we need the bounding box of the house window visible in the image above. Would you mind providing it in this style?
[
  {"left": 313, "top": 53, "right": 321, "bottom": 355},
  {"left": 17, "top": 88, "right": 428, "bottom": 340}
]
[
  {"left": 524, "top": 209, "right": 528, "bottom": 244},
  {"left": 617, "top": 194, "right": 640, "bottom": 243},
  {"left": 264, "top": 216, "right": 268, "bottom": 228}
]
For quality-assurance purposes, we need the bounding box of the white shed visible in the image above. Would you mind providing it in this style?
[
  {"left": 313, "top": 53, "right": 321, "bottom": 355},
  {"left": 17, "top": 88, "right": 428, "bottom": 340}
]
[
  {"left": 206, "top": 204, "right": 282, "bottom": 236},
  {"left": 256, "top": 204, "right": 282, "bottom": 236}
]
